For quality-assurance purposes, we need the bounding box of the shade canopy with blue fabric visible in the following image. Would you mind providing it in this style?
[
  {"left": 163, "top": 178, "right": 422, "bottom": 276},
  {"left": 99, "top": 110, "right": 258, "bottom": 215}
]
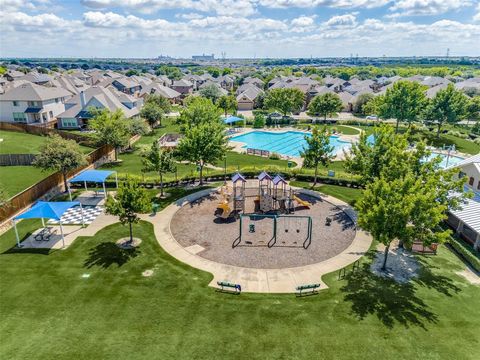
[
  {"left": 12, "top": 201, "right": 84, "bottom": 248},
  {"left": 69, "top": 170, "right": 115, "bottom": 184},
  {"left": 14, "top": 201, "right": 79, "bottom": 221},
  {"left": 224, "top": 116, "right": 243, "bottom": 124}
]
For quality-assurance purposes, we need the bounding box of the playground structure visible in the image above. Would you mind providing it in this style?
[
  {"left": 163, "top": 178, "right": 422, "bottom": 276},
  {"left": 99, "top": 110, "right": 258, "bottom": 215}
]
[
  {"left": 234, "top": 213, "right": 313, "bottom": 249},
  {"left": 215, "top": 171, "right": 312, "bottom": 220}
]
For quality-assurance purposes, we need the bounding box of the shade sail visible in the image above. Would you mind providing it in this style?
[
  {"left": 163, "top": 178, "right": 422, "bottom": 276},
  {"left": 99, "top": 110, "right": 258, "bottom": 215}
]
[
  {"left": 224, "top": 116, "right": 243, "bottom": 124},
  {"left": 14, "top": 201, "right": 79, "bottom": 221},
  {"left": 69, "top": 170, "right": 115, "bottom": 184}
]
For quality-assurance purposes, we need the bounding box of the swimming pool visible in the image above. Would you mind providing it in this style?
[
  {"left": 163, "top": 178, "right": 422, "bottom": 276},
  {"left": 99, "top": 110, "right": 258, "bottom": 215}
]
[
  {"left": 425, "top": 153, "right": 464, "bottom": 169},
  {"left": 230, "top": 131, "right": 352, "bottom": 157}
]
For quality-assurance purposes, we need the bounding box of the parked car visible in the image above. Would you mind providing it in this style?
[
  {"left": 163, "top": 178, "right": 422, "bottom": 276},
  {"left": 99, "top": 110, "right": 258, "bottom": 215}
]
[{"left": 366, "top": 115, "right": 378, "bottom": 121}]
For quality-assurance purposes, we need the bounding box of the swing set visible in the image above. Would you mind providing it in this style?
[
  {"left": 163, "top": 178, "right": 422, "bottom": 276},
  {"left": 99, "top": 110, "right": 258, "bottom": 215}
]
[{"left": 235, "top": 213, "right": 313, "bottom": 249}]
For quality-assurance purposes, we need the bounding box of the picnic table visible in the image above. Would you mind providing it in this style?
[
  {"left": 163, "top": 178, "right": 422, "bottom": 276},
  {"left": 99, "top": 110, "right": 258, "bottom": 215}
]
[{"left": 34, "top": 227, "right": 57, "bottom": 242}]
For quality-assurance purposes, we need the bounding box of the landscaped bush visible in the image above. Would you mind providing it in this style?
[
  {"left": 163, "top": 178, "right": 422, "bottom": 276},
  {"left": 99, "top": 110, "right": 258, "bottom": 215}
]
[
  {"left": 269, "top": 152, "right": 281, "bottom": 160},
  {"left": 472, "top": 122, "right": 480, "bottom": 135},
  {"left": 474, "top": 138, "right": 480, "bottom": 145},
  {"left": 448, "top": 236, "right": 480, "bottom": 272},
  {"left": 253, "top": 113, "right": 266, "bottom": 128},
  {"left": 448, "top": 130, "right": 468, "bottom": 139},
  {"left": 294, "top": 173, "right": 362, "bottom": 188}
]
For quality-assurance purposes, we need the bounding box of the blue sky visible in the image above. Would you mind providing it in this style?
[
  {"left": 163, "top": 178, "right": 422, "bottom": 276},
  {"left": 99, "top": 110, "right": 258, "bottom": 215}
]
[{"left": 1, "top": 0, "right": 479, "bottom": 58}]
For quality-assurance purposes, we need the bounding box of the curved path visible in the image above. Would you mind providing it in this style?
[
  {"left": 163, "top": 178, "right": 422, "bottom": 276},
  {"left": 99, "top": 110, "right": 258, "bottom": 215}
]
[{"left": 140, "top": 187, "right": 372, "bottom": 293}]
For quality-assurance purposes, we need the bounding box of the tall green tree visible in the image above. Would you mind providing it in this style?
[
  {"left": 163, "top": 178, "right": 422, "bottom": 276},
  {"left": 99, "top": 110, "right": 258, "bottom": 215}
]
[
  {"left": 307, "top": 93, "right": 343, "bottom": 120},
  {"left": 33, "top": 134, "right": 88, "bottom": 192},
  {"left": 89, "top": 108, "right": 130, "bottom": 161},
  {"left": 363, "top": 95, "right": 385, "bottom": 118},
  {"left": 105, "top": 179, "right": 150, "bottom": 244},
  {"left": 217, "top": 95, "right": 237, "bottom": 116},
  {"left": 301, "top": 126, "right": 334, "bottom": 186},
  {"left": 264, "top": 88, "right": 304, "bottom": 116},
  {"left": 177, "top": 97, "right": 221, "bottom": 131},
  {"left": 380, "top": 80, "right": 427, "bottom": 132},
  {"left": 423, "top": 84, "right": 468, "bottom": 138},
  {"left": 176, "top": 122, "right": 227, "bottom": 185},
  {"left": 353, "top": 93, "right": 374, "bottom": 115},
  {"left": 344, "top": 125, "right": 410, "bottom": 185},
  {"left": 140, "top": 103, "right": 165, "bottom": 129},
  {"left": 199, "top": 83, "right": 223, "bottom": 103},
  {"left": 465, "top": 96, "right": 480, "bottom": 126},
  {"left": 141, "top": 141, "right": 176, "bottom": 197}
]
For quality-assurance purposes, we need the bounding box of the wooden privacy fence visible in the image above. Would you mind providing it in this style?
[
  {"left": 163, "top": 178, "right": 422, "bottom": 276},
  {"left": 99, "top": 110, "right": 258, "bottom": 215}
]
[
  {"left": 0, "top": 154, "right": 37, "bottom": 166},
  {"left": 0, "top": 122, "right": 96, "bottom": 147},
  {"left": 0, "top": 145, "right": 113, "bottom": 224}
]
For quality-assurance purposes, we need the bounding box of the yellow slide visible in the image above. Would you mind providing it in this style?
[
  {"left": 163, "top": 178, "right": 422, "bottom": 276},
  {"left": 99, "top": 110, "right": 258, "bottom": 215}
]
[
  {"left": 215, "top": 201, "right": 232, "bottom": 218},
  {"left": 293, "top": 195, "right": 311, "bottom": 208}
]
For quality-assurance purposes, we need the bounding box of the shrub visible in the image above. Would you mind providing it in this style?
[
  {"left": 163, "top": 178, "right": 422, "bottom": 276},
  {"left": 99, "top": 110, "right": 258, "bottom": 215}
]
[
  {"left": 253, "top": 113, "right": 266, "bottom": 128},
  {"left": 448, "top": 236, "right": 480, "bottom": 272},
  {"left": 448, "top": 130, "right": 468, "bottom": 139},
  {"left": 472, "top": 122, "right": 480, "bottom": 135},
  {"left": 269, "top": 152, "right": 281, "bottom": 160},
  {"left": 473, "top": 137, "right": 480, "bottom": 145}
]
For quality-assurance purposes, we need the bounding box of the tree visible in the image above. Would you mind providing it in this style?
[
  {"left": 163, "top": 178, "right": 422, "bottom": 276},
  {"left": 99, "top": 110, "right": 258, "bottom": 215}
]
[
  {"left": 344, "top": 125, "right": 410, "bottom": 186},
  {"left": 155, "top": 65, "right": 182, "bottom": 80},
  {"left": 217, "top": 95, "right": 237, "bottom": 116},
  {"left": 33, "top": 134, "right": 87, "bottom": 192},
  {"left": 199, "top": 83, "right": 223, "bottom": 103},
  {"left": 177, "top": 97, "right": 221, "bottom": 130},
  {"left": 105, "top": 179, "right": 150, "bottom": 244},
  {"left": 141, "top": 141, "right": 176, "bottom": 197},
  {"left": 423, "top": 84, "right": 468, "bottom": 138},
  {"left": 301, "top": 126, "right": 334, "bottom": 186},
  {"left": 381, "top": 80, "right": 427, "bottom": 132},
  {"left": 89, "top": 108, "right": 130, "bottom": 161},
  {"left": 140, "top": 103, "right": 165, "bottom": 129},
  {"left": 465, "top": 96, "right": 480, "bottom": 126},
  {"left": 353, "top": 93, "right": 375, "bottom": 115},
  {"left": 307, "top": 93, "right": 343, "bottom": 120},
  {"left": 264, "top": 88, "right": 304, "bottom": 117},
  {"left": 128, "top": 118, "right": 149, "bottom": 136},
  {"left": 145, "top": 93, "right": 171, "bottom": 113},
  {"left": 362, "top": 95, "right": 385, "bottom": 118},
  {"left": 176, "top": 122, "right": 227, "bottom": 185},
  {"left": 253, "top": 113, "right": 266, "bottom": 128},
  {"left": 125, "top": 69, "right": 138, "bottom": 77}
]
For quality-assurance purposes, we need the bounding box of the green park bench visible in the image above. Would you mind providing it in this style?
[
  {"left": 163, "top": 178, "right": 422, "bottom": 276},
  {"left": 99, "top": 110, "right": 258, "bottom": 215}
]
[
  {"left": 296, "top": 283, "right": 320, "bottom": 296},
  {"left": 217, "top": 281, "right": 241, "bottom": 294},
  {"left": 151, "top": 203, "right": 161, "bottom": 215}
]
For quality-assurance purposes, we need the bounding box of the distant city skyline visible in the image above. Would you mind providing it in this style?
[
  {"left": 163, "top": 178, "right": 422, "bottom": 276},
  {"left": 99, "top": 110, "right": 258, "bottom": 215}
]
[{"left": 1, "top": 0, "right": 480, "bottom": 58}]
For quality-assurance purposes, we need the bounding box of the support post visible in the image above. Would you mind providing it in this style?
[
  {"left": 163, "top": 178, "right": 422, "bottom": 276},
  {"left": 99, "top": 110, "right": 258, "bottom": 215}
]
[
  {"left": 84, "top": 181, "right": 88, "bottom": 192},
  {"left": 68, "top": 183, "right": 72, "bottom": 201},
  {"left": 103, "top": 182, "right": 107, "bottom": 199},
  {"left": 13, "top": 219, "right": 21, "bottom": 248},
  {"left": 115, "top": 172, "right": 118, "bottom": 188},
  {"left": 79, "top": 203, "right": 85, "bottom": 228},
  {"left": 41, "top": 218, "right": 45, "bottom": 228},
  {"left": 59, "top": 221, "right": 65, "bottom": 248}
]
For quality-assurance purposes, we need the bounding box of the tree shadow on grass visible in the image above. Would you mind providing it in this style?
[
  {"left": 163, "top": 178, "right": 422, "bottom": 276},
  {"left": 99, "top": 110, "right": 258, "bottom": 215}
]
[
  {"left": 84, "top": 242, "right": 140, "bottom": 269},
  {"left": 340, "top": 252, "right": 446, "bottom": 330}
]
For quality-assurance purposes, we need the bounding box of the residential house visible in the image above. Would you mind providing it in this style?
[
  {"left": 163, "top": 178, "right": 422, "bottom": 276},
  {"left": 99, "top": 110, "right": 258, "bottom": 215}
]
[
  {"left": 236, "top": 86, "right": 264, "bottom": 111},
  {"left": 56, "top": 86, "right": 139, "bottom": 129},
  {"left": 446, "top": 154, "right": 480, "bottom": 250},
  {"left": 0, "top": 82, "right": 71, "bottom": 125},
  {"left": 139, "top": 83, "right": 181, "bottom": 103},
  {"left": 171, "top": 79, "right": 194, "bottom": 96},
  {"left": 111, "top": 77, "right": 141, "bottom": 95}
]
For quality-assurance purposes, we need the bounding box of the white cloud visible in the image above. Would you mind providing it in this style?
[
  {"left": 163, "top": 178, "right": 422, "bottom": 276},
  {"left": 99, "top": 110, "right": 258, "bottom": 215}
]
[
  {"left": 474, "top": 3, "right": 480, "bottom": 21},
  {"left": 291, "top": 15, "right": 316, "bottom": 26},
  {"left": 258, "top": 0, "right": 389, "bottom": 9},
  {"left": 80, "top": 0, "right": 257, "bottom": 16},
  {"left": 325, "top": 13, "right": 357, "bottom": 27},
  {"left": 389, "top": 0, "right": 471, "bottom": 17}
]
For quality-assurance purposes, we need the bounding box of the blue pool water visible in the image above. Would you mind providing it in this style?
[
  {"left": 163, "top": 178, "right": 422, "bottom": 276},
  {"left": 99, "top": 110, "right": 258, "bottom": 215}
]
[
  {"left": 425, "top": 153, "right": 464, "bottom": 169},
  {"left": 230, "top": 131, "right": 352, "bottom": 157}
]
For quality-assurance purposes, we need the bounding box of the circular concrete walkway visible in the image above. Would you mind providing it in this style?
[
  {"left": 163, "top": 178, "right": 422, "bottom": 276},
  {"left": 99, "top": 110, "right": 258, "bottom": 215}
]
[{"left": 141, "top": 187, "right": 372, "bottom": 293}]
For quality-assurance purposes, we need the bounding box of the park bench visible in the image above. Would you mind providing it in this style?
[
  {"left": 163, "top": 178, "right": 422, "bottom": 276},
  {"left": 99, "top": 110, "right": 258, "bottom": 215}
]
[
  {"left": 296, "top": 283, "right": 320, "bottom": 296},
  {"left": 217, "top": 281, "right": 241, "bottom": 294}
]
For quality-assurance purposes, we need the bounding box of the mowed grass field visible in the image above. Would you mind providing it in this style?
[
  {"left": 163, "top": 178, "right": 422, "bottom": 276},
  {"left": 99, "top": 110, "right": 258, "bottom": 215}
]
[
  {"left": 0, "top": 130, "right": 93, "bottom": 154},
  {"left": 0, "top": 210, "right": 478, "bottom": 360}
]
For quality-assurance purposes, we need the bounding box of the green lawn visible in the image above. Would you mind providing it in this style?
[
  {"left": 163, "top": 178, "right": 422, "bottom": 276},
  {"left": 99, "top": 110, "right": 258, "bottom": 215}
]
[
  {"left": 1, "top": 210, "right": 478, "bottom": 359},
  {"left": 0, "top": 130, "right": 93, "bottom": 154},
  {"left": 0, "top": 166, "right": 54, "bottom": 198},
  {"left": 290, "top": 181, "right": 363, "bottom": 205}
]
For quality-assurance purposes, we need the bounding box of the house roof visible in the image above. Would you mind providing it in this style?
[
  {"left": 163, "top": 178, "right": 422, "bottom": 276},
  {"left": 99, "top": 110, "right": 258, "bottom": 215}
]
[
  {"left": 236, "top": 86, "right": 263, "bottom": 102},
  {"left": 0, "top": 82, "right": 71, "bottom": 101},
  {"left": 58, "top": 86, "right": 138, "bottom": 119},
  {"left": 450, "top": 197, "right": 480, "bottom": 233},
  {"left": 446, "top": 154, "right": 480, "bottom": 171},
  {"left": 173, "top": 79, "right": 193, "bottom": 87}
]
